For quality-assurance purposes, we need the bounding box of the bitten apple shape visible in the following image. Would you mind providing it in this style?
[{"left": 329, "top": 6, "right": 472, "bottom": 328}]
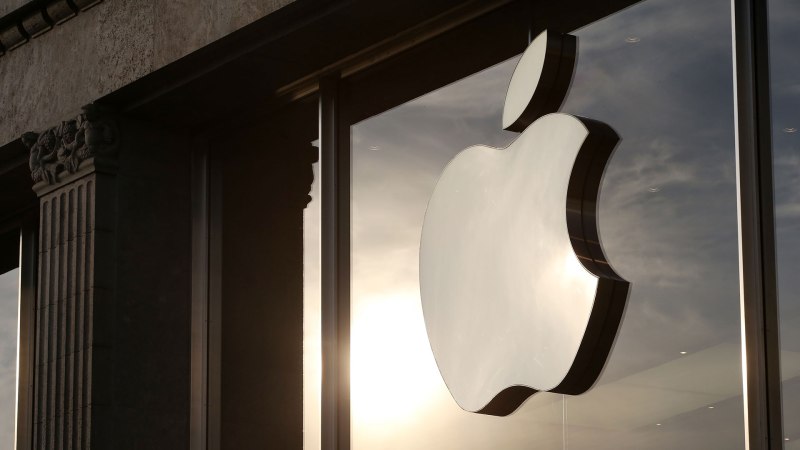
[{"left": 419, "top": 30, "right": 629, "bottom": 416}]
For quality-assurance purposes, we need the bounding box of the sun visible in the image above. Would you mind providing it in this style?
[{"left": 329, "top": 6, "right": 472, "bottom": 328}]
[{"left": 351, "top": 291, "right": 441, "bottom": 429}]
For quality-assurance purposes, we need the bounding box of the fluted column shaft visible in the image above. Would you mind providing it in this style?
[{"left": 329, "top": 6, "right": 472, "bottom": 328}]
[{"left": 34, "top": 171, "right": 113, "bottom": 450}]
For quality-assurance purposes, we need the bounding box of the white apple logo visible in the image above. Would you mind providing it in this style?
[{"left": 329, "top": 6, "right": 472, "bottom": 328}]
[{"left": 419, "top": 30, "right": 630, "bottom": 416}]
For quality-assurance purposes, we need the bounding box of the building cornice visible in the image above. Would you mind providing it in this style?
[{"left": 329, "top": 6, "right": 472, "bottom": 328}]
[{"left": 0, "top": 0, "right": 102, "bottom": 56}]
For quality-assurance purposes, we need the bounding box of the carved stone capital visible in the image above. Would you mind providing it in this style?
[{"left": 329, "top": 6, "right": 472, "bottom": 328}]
[{"left": 21, "top": 104, "right": 118, "bottom": 192}]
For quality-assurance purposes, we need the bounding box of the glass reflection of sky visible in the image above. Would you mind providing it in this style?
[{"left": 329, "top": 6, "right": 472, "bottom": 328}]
[
  {"left": 561, "top": 1, "right": 748, "bottom": 447},
  {"left": 304, "top": 161, "right": 322, "bottom": 450},
  {"left": 348, "top": 0, "right": 750, "bottom": 448},
  {"left": 0, "top": 268, "right": 19, "bottom": 448},
  {"left": 768, "top": 0, "right": 800, "bottom": 445}
]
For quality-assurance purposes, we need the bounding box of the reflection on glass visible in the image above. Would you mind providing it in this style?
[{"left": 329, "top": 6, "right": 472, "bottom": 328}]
[
  {"left": 0, "top": 268, "right": 19, "bottom": 447},
  {"left": 351, "top": 0, "right": 743, "bottom": 448},
  {"left": 351, "top": 58, "right": 566, "bottom": 449},
  {"left": 560, "top": 0, "right": 743, "bottom": 447},
  {"left": 304, "top": 151, "right": 321, "bottom": 449},
  {"left": 768, "top": 0, "right": 800, "bottom": 443}
]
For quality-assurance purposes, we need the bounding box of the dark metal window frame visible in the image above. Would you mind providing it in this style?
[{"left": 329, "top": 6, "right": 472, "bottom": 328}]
[
  {"left": 190, "top": 141, "right": 223, "bottom": 450},
  {"left": 190, "top": 143, "right": 211, "bottom": 450},
  {"left": 731, "top": 0, "right": 784, "bottom": 448}
]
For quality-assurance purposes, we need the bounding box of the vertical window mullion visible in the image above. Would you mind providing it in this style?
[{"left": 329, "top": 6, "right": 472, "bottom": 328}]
[
  {"left": 731, "top": 0, "right": 784, "bottom": 447},
  {"left": 320, "top": 74, "right": 352, "bottom": 450},
  {"left": 190, "top": 145, "right": 210, "bottom": 450}
]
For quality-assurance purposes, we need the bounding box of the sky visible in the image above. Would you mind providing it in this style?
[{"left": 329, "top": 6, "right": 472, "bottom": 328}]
[
  {"left": 303, "top": 0, "right": 800, "bottom": 448},
  {"left": 768, "top": 0, "right": 800, "bottom": 443},
  {"left": 0, "top": 268, "right": 19, "bottom": 448}
]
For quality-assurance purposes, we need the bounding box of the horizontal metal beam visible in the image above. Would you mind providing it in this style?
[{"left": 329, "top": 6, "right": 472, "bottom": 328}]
[{"left": 275, "top": 0, "right": 516, "bottom": 101}]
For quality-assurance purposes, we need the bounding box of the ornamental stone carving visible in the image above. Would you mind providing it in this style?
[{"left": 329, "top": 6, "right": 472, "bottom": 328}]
[{"left": 21, "top": 105, "right": 117, "bottom": 184}]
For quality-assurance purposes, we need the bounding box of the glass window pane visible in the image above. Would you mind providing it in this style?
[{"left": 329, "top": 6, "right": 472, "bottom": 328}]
[
  {"left": 0, "top": 267, "right": 20, "bottom": 447},
  {"left": 768, "top": 0, "right": 800, "bottom": 443},
  {"left": 561, "top": 0, "right": 742, "bottom": 446},
  {"left": 304, "top": 142, "right": 321, "bottom": 450},
  {"left": 350, "top": 0, "right": 742, "bottom": 448}
]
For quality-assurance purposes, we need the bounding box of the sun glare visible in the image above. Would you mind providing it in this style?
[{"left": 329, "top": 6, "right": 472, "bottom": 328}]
[{"left": 351, "top": 291, "right": 440, "bottom": 428}]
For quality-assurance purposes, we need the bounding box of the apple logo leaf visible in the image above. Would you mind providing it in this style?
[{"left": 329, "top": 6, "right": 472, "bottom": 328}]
[
  {"left": 503, "top": 29, "right": 576, "bottom": 132},
  {"left": 419, "top": 30, "right": 630, "bottom": 417}
]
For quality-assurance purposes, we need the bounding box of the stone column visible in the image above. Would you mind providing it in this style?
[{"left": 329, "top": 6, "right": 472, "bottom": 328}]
[{"left": 22, "top": 106, "right": 191, "bottom": 449}]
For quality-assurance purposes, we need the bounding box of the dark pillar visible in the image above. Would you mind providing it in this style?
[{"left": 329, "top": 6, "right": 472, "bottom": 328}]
[
  {"left": 22, "top": 105, "right": 192, "bottom": 449},
  {"left": 213, "top": 100, "right": 317, "bottom": 449}
]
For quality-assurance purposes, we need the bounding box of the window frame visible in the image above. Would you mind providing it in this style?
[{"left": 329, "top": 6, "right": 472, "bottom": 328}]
[{"left": 731, "top": 0, "right": 784, "bottom": 447}]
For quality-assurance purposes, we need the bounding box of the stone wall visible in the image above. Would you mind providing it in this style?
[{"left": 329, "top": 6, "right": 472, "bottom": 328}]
[{"left": 0, "top": 0, "right": 294, "bottom": 147}]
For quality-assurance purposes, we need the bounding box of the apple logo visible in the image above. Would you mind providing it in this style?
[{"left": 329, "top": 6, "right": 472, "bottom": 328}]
[{"left": 419, "top": 30, "right": 630, "bottom": 416}]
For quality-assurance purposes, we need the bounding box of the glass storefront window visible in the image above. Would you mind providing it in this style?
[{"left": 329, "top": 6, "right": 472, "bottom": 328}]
[
  {"left": 768, "top": 0, "right": 800, "bottom": 444},
  {"left": 349, "top": 0, "right": 743, "bottom": 447},
  {"left": 0, "top": 267, "right": 19, "bottom": 447}
]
